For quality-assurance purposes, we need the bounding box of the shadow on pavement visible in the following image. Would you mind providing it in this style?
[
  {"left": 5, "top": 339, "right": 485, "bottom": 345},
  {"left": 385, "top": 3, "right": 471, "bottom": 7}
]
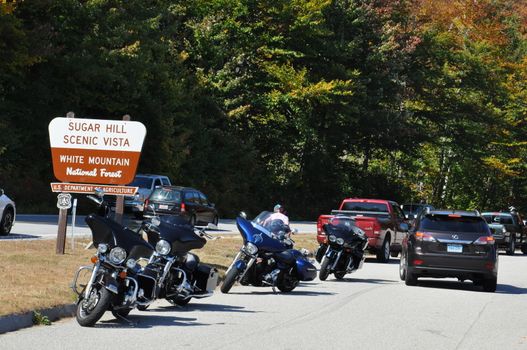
[
  {"left": 325, "top": 277, "right": 398, "bottom": 284},
  {"left": 364, "top": 257, "right": 400, "bottom": 265},
  {"left": 0, "top": 233, "right": 41, "bottom": 240},
  {"left": 97, "top": 314, "right": 209, "bottom": 329},
  {"left": 155, "top": 303, "right": 256, "bottom": 314},
  {"left": 415, "top": 279, "right": 527, "bottom": 294},
  {"left": 229, "top": 290, "right": 335, "bottom": 296}
]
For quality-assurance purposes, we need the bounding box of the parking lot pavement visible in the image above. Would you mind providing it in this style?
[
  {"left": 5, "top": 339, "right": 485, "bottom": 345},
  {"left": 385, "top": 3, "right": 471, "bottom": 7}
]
[
  {"left": 2, "top": 253, "right": 527, "bottom": 349},
  {"left": 7, "top": 214, "right": 317, "bottom": 240}
]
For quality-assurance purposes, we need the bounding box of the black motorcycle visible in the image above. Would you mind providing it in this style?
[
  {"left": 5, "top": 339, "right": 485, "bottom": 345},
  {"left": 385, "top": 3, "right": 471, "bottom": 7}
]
[
  {"left": 71, "top": 191, "right": 155, "bottom": 327},
  {"left": 317, "top": 216, "right": 368, "bottom": 281},
  {"left": 138, "top": 210, "right": 219, "bottom": 306}
]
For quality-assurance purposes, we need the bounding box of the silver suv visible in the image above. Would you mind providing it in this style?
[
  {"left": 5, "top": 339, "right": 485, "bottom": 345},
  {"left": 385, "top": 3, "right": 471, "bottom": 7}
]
[
  {"left": 0, "top": 188, "right": 16, "bottom": 235},
  {"left": 126, "top": 174, "right": 171, "bottom": 218}
]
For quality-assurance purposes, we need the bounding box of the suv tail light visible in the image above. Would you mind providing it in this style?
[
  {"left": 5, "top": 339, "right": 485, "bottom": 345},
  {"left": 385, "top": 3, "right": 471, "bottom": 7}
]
[
  {"left": 181, "top": 202, "right": 186, "bottom": 212},
  {"left": 474, "top": 236, "right": 495, "bottom": 245},
  {"left": 415, "top": 231, "right": 436, "bottom": 242}
]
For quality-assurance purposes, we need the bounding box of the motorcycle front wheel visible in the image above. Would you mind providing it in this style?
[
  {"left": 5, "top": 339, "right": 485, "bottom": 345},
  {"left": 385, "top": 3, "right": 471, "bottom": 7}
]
[
  {"left": 319, "top": 256, "right": 332, "bottom": 281},
  {"left": 221, "top": 264, "right": 240, "bottom": 294},
  {"left": 76, "top": 284, "right": 112, "bottom": 327},
  {"left": 277, "top": 271, "right": 298, "bottom": 293}
]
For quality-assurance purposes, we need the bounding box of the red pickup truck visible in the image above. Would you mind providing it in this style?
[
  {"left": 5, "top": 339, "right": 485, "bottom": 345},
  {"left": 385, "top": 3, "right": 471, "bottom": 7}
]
[{"left": 317, "top": 198, "right": 409, "bottom": 263}]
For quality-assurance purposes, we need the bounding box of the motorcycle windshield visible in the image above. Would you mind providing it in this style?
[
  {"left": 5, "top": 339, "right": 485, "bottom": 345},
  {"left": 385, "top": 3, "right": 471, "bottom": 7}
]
[
  {"left": 86, "top": 214, "right": 154, "bottom": 259},
  {"left": 155, "top": 216, "right": 206, "bottom": 253},
  {"left": 324, "top": 216, "right": 365, "bottom": 242},
  {"left": 252, "top": 211, "right": 289, "bottom": 234},
  {"left": 236, "top": 214, "right": 287, "bottom": 252}
]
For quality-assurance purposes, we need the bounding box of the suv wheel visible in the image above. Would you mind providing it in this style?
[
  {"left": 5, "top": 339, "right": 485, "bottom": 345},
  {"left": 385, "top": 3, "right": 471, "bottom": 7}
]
[
  {"left": 399, "top": 253, "right": 407, "bottom": 280},
  {"left": 482, "top": 277, "right": 497, "bottom": 292},
  {"left": 521, "top": 244, "right": 527, "bottom": 255},
  {"left": 506, "top": 237, "right": 515, "bottom": 255},
  {"left": 376, "top": 238, "right": 390, "bottom": 263},
  {"left": 189, "top": 215, "right": 196, "bottom": 227}
]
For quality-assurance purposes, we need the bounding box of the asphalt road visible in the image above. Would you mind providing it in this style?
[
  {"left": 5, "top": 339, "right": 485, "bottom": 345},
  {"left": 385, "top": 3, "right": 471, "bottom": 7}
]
[
  {"left": 6, "top": 214, "right": 317, "bottom": 240},
  {"left": 2, "top": 253, "right": 527, "bottom": 349}
]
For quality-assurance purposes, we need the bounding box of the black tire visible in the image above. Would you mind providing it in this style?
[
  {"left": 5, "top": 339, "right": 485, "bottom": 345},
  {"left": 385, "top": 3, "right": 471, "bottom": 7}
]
[
  {"left": 404, "top": 257, "right": 417, "bottom": 286},
  {"left": 169, "top": 297, "right": 192, "bottom": 306},
  {"left": 376, "top": 238, "right": 391, "bottom": 263},
  {"left": 334, "top": 272, "right": 346, "bottom": 280},
  {"left": 189, "top": 215, "right": 197, "bottom": 227},
  {"left": 221, "top": 264, "right": 240, "bottom": 294},
  {"left": 0, "top": 208, "right": 14, "bottom": 236},
  {"left": 399, "top": 253, "right": 407, "bottom": 280},
  {"left": 506, "top": 237, "right": 515, "bottom": 255},
  {"left": 137, "top": 305, "right": 149, "bottom": 311},
  {"left": 319, "top": 256, "right": 331, "bottom": 281},
  {"left": 277, "top": 271, "right": 298, "bottom": 293},
  {"left": 521, "top": 244, "right": 527, "bottom": 255},
  {"left": 212, "top": 215, "right": 219, "bottom": 227},
  {"left": 390, "top": 251, "right": 399, "bottom": 258},
  {"left": 482, "top": 277, "right": 497, "bottom": 292},
  {"left": 111, "top": 308, "right": 132, "bottom": 318},
  {"left": 76, "top": 285, "right": 112, "bottom": 327}
]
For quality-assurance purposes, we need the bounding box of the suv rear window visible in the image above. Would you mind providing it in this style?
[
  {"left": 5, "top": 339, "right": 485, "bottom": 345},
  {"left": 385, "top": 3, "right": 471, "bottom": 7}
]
[
  {"left": 341, "top": 202, "right": 388, "bottom": 212},
  {"left": 129, "top": 177, "right": 153, "bottom": 189},
  {"left": 482, "top": 214, "right": 513, "bottom": 225},
  {"left": 420, "top": 215, "right": 488, "bottom": 233},
  {"left": 150, "top": 188, "right": 181, "bottom": 202}
]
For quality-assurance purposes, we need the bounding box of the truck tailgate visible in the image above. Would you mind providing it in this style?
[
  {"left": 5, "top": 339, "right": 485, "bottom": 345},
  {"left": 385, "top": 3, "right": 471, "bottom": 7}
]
[{"left": 317, "top": 215, "right": 333, "bottom": 243}]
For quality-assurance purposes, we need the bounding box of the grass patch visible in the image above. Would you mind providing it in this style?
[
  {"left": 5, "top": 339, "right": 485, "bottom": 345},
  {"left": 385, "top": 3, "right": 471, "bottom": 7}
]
[{"left": 0, "top": 234, "right": 318, "bottom": 317}]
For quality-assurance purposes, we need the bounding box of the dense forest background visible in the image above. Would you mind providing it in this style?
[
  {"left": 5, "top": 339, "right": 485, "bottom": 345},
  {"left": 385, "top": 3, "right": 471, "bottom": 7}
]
[{"left": 1, "top": 0, "right": 527, "bottom": 219}]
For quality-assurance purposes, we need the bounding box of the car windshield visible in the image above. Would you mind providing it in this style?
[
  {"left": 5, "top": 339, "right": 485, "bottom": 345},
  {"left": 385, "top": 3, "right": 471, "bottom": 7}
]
[
  {"left": 128, "top": 177, "right": 153, "bottom": 189},
  {"left": 482, "top": 214, "right": 513, "bottom": 225},
  {"left": 341, "top": 202, "right": 388, "bottom": 212},
  {"left": 149, "top": 188, "right": 181, "bottom": 202},
  {"left": 420, "top": 215, "right": 488, "bottom": 234},
  {"left": 402, "top": 204, "right": 424, "bottom": 214}
]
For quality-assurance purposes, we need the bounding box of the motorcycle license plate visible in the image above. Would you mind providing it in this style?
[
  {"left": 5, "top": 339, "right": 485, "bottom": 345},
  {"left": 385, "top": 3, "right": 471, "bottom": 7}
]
[
  {"left": 447, "top": 244, "right": 463, "bottom": 253},
  {"left": 159, "top": 204, "right": 169, "bottom": 210}
]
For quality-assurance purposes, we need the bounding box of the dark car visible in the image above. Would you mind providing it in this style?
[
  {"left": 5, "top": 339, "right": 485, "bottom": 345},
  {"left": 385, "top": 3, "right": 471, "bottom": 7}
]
[
  {"left": 482, "top": 212, "right": 527, "bottom": 255},
  {"left": 399, "top": 210, "right": 498, "bottom": 292},
  {"left": 144, "top": 186, "right": 218, "bottom": 227}
]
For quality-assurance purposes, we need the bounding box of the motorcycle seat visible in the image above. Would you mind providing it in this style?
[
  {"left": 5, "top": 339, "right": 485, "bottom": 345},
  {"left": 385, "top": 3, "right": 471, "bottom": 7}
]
[{"left": 273, "top": 250, "right": 296, "bottom": 265}]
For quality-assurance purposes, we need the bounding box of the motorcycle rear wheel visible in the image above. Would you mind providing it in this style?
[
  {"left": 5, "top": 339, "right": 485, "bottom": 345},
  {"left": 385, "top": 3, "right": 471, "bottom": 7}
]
[
  {"left": 334, "top": 272, "right": 346, "bottom": 280},
  {"left": 169, "top": 297, "right": 192, "bottom": 306},
  {"left": 111, "top": 308, "right": 132, "bottom": 318},
  {"left": 319, "top": 256, "right": 331, "bottom": 281},
  {"left": 221, "top": 264, "right": 239, "bottom": 294},
  {"left": 76, "top": 285, "right": 112, "bottom": 327},
  {"left": 277, "top": 272, "right": 298, "bottom": 293}
]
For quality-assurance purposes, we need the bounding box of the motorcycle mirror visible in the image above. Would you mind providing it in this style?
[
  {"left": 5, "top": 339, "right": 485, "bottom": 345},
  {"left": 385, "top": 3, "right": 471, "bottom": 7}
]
[
  {"left": 94, "top": 188, "right": 104, "bottom": 198},
  {"left": 151, "top": 216, "right": 161, "bottom": 226},
  {"left": 239, "top": 211, "right": 247, "bottom": 219}
]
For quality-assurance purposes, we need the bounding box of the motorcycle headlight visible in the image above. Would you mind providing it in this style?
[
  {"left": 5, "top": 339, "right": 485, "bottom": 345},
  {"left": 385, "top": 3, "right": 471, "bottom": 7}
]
[
  {"left": 97, "top": 243, "right": 109, "bottom": 254},
  {"left": 328, "top": 235, "right": 337, "bottom": 243},
  {"left": 336, "top": 238, "right": 344, "bottom": 245},
  {"left": 245, "top": 242, "right": 258, "bottom": 255},
  {"left": 108, "top": 247, "right": 127, "bottom": 265},
  {"left": 126, "top": 258, "right": 137, "bottom": 269},
  {"left": 156, "top": 240, "right": 171, "bottom": 255}
]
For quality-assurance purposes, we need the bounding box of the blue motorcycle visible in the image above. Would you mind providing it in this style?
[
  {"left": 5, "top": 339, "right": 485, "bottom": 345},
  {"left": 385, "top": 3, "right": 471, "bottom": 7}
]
[{"left": 220, "top": 211, "right": 317, "bottom": 293}]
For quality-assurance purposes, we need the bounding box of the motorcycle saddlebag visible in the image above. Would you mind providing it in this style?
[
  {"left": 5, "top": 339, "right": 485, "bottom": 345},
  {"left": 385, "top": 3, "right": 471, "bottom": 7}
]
[{"left": 195, "top": 264, "right": 218, "bottom": 293}]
